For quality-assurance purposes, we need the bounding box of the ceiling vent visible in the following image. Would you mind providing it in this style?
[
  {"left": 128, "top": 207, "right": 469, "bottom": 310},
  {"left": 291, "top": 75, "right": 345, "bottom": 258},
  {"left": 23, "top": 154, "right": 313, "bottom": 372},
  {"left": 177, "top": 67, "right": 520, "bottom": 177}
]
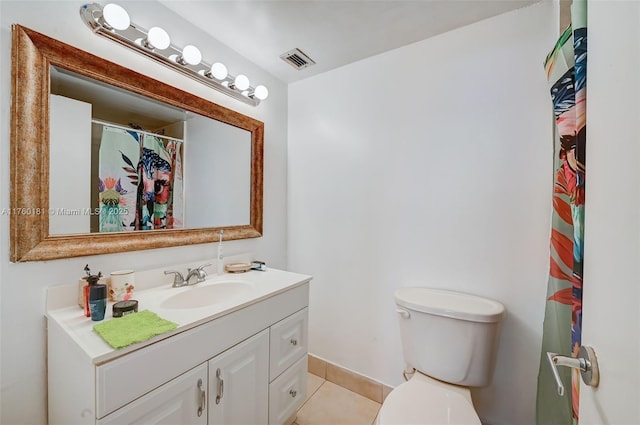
[{"left": 280, "top": 48, "right": 316, "bottom": 70}]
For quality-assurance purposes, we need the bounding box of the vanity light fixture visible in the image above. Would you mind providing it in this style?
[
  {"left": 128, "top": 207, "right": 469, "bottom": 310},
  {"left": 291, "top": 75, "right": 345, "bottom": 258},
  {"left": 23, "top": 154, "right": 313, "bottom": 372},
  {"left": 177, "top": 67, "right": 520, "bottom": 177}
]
[
  {"left": 253, "top": 85, "right": 269, "bottom": 101},
  {"left": 140, "top": 26, "right": 171, "bottom": 50},
  {"left": 80, "top": 2, "right": 268, "bottom": 106},
  {"left": 233, "top": 74, "right": 250, "bottom": 91},
  {"left": 101, "top": 3, "right": 130, "bottom": 30},
  {"left": 206, "top": 62, "right": 228, "bottom": 80},
  {"left": 177, "top": 45, "right": 202, "bottom": 66}
]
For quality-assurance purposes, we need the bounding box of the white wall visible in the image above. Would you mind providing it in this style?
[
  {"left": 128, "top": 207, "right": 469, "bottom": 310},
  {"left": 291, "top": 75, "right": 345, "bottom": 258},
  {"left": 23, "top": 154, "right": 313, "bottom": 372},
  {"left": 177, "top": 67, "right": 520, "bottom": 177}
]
[
  {"left": 185, "top": 116, "right": 251, "bottom": 227},
  {"left": 49, "top": 95, "right": 92, "bottom": 234},
  {"left": 0, "top": 2, "right": 287, "bottom": 424},
  {"left": 288, "top": 2, "right": 558, "bottom": 424}
]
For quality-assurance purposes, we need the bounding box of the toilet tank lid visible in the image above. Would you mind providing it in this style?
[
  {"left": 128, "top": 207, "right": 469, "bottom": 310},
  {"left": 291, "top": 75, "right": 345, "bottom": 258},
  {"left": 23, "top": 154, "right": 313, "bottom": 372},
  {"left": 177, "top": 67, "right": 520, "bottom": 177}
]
[{"left": 394, "top": 287, "right": 505, "bottom": 323}]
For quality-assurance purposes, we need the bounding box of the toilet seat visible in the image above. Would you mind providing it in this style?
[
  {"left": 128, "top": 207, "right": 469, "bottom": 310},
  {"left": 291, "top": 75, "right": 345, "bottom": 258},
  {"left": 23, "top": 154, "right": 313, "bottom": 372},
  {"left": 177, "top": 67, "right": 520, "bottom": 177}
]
[{"left": 377, "top": 372, "right": 481, "bottom": 425}]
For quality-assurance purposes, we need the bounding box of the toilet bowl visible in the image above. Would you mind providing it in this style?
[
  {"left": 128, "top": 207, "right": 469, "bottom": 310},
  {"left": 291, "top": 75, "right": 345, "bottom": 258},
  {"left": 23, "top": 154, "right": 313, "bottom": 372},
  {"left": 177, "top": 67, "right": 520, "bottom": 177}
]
[
  {"left": 378, "top": 287, "right": 505, "bottom": 425},
  {"left": 377, "top": 372, "right": 480, "bottom": 425}
]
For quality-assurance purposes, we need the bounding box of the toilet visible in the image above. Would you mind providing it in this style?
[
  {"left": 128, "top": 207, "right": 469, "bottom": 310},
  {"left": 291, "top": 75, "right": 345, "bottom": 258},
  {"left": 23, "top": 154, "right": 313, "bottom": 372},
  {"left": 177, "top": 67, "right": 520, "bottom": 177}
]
[{"left": 378, "top": 287, "right": 505, "bottom": 425}]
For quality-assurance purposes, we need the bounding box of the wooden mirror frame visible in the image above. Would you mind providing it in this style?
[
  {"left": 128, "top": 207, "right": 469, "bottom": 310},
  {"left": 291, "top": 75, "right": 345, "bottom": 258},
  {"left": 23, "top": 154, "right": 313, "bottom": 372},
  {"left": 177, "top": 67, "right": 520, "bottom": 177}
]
[{"left": 10, "top": 25, "right": 263, "bottom": 262}]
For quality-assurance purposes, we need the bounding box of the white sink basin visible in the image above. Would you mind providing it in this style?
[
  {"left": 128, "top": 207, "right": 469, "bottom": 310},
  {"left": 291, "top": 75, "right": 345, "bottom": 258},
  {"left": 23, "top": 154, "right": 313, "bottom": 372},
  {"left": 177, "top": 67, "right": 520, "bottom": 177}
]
[{"left": 160, "top": 281, "right": 254, "bottom": 309}]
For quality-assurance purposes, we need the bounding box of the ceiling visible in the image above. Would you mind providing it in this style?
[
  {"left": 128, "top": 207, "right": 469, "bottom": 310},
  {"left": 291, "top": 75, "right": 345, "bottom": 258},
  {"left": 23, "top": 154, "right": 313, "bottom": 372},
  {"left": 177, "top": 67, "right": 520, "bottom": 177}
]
[
  {"left": 51, "top": 66, "right": 187, "bottom": 129},
  {"left": 159, "top": 0, "right": 540, "bottom": 84}
]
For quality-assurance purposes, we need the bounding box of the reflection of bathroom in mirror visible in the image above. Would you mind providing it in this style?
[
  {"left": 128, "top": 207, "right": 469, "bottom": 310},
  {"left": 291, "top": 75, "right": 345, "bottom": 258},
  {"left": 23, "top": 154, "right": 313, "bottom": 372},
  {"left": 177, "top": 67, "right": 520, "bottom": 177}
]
[{"left": 49, "top": 66, "right": 251, "bottom": 235}]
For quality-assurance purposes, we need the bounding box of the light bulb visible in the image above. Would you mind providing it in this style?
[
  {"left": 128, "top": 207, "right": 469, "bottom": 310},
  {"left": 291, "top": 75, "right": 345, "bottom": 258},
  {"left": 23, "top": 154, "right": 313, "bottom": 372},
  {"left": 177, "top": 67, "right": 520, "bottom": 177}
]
[
  {"left": 209, "top": 62, "right": 228, "bottom": 80},
  {"left": 146, "top": 27, "right": 170, "bottom": 50},
  {"left": 102, "top": 3, "right": 130, "bottom": 30},
  {"left": 234, "top": 74, "right": 250, "bottom": 91},
  {"left": 253, "top": 85, "right": 269, "bottom": 100},
  {"left": 180, "top": 45, "right": 202, "bottom": 65}
]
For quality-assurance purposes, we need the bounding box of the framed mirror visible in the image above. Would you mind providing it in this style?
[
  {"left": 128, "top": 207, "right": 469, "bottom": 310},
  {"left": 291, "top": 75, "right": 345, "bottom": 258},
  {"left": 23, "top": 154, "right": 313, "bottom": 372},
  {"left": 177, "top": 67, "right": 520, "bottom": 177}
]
[{"left": 10, "top": 25, "right": 263, "bottom": 262}]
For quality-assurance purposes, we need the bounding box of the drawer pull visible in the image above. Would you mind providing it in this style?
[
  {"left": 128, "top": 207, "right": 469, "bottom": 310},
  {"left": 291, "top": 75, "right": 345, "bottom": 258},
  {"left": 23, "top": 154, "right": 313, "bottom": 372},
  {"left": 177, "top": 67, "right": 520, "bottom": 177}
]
[
  {"left": 290, "top": 338, "right": 298, "bottom": 346},
  {"left": 216, "top": 368, "right": 224, "bottom": 405},
  {"left": 289, "top": 389, "right": 297, "bottom": 398},
  {"left": 197, "top": 378, "right": 206, "bottom": 417}
]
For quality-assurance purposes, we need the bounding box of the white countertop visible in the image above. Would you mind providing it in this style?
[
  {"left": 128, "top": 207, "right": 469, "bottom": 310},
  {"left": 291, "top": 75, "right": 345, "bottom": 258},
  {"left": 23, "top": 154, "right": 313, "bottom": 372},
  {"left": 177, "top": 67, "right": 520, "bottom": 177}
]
[{"left": 46, "top": 268, "right": 312, "bottom": 364}]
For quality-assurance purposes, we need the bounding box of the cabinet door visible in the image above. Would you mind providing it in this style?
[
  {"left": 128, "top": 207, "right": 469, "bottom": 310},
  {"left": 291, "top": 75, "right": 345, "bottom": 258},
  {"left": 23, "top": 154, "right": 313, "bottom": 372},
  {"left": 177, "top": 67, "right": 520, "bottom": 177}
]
[
  {"left": 208, "top": 329, "right": 269, "bottom": 425},
  {"left": 98, "top": 363, "right": 207, "bottom": 425}
]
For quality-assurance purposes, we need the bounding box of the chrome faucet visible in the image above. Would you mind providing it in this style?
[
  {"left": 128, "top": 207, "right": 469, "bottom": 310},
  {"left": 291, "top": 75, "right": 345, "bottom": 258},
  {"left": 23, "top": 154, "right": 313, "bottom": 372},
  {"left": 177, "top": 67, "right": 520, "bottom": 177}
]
[{"left": 165, "top": 263, "right": 212, "bottom": 288}]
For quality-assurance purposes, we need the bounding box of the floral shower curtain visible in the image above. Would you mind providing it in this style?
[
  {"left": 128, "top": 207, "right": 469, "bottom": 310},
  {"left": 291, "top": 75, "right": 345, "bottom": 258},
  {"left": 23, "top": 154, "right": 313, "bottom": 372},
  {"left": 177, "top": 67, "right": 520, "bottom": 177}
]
[
  {"left": 97, "top": 126, "right": 139, "bottom": 232},
  {"left": 133, "top": 134, "right": 181, "bottom": 230},
  {"left": 98, "top": 125, "right": 183, "bottom": 232},
  {"left": 536, "top": 1, "right": 587, "bottom": 424}
]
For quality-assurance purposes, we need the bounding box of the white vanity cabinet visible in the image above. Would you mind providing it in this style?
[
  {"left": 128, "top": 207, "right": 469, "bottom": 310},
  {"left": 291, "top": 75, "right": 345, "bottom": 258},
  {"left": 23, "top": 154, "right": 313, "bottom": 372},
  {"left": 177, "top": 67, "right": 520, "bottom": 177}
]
[{"left": 47, "top": 272, "right": 310, "bottom": 425}]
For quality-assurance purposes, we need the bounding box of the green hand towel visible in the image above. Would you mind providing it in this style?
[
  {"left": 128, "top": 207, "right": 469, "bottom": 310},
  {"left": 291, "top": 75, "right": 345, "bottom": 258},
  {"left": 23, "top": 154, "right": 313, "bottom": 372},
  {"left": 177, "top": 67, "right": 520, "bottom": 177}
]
[{"left": 93, "top": 310, "right": 178, "bottom": 349}]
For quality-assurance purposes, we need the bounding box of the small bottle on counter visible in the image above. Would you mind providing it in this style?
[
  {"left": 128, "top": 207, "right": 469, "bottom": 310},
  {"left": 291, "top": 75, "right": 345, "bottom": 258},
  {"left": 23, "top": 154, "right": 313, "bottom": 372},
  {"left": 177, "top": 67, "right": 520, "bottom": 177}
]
[
  {"left": 82, "top": 265, "right": 103, "bottom": 319},
  {"left": 79, "top": 276, "right": 88, "bottom": 311},
  {"left": 89, "top": 283, "right": 107, "bottom": 321},
  {"left": 83, "top": 279, "right": 91, "bottom": 317}
]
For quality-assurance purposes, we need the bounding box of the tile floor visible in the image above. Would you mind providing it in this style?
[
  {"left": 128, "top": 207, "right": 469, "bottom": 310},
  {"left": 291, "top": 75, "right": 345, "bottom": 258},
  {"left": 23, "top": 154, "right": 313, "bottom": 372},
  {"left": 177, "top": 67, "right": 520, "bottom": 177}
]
[{"left": 294, "top": 373, "right": 381, "bottom": 425}]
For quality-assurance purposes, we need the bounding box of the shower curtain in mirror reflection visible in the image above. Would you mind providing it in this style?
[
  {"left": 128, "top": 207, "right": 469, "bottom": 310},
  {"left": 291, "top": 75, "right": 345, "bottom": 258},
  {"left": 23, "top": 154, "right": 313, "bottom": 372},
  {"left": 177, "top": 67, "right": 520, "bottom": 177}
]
[
  {"left": 536, "top": 2, "right": 586, "bottom": 424},
  {"left": 98, "top": 126, "right": 184, "bottom": 232}
]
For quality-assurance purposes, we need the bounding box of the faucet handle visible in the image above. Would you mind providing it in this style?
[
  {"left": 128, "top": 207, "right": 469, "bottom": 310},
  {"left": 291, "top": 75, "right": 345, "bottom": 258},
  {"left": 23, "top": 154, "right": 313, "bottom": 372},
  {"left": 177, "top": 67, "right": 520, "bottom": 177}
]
[
  {"left": 196, "top": 263, "right": 212, "bottom": 278},
  {"left": 164, "top": 270, "right": 185, "bottom": 287},
  {"left": 184, "top": 264, "right": 212, "bottom": 285},
  {"left": 196, "top": 263, "right": 212, "bottom": 282}
]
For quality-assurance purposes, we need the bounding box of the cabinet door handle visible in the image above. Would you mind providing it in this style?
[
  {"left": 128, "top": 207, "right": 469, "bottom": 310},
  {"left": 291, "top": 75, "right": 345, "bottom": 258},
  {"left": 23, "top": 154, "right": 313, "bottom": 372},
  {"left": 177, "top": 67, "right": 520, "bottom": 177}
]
[
  {"left": 216, "top": 368, "right": 224, "bottom": 405},
  {"left": 290, "top": 338, "right": 298, "bottom": 346},
  {"left": 197, "top": 378, "right": 206, "bottom": 417}
]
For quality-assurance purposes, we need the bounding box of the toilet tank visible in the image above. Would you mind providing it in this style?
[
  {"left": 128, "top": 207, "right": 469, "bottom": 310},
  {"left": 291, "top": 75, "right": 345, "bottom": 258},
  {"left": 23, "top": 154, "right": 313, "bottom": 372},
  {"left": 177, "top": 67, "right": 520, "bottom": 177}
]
[{"left": 395, "top": 287, "right": 505, "bottom": 387}]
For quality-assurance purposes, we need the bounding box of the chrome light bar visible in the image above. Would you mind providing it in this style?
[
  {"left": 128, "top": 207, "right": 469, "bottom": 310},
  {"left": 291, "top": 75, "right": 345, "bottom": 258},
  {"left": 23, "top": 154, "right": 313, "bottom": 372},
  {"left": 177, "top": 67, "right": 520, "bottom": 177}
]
[{"left": 80, "top": 3, "right": 268, "bottom": 107}]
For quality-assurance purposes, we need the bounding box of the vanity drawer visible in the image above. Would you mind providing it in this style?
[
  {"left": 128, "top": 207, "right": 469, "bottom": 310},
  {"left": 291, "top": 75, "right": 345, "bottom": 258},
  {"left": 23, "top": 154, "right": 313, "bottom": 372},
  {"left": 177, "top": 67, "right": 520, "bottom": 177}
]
[
  {"left": 269, "top": 307, "right": 308, "bottom": 380},
  {"left": 268, "top": 355, "right": 307, "bottom": 425}
]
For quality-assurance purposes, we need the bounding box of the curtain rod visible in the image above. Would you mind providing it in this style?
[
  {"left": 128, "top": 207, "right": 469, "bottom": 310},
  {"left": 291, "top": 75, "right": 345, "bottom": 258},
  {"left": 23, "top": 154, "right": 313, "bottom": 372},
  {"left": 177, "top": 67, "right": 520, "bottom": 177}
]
[{"left": 92, "top": 118, "right": 184, "bottom": 143}]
